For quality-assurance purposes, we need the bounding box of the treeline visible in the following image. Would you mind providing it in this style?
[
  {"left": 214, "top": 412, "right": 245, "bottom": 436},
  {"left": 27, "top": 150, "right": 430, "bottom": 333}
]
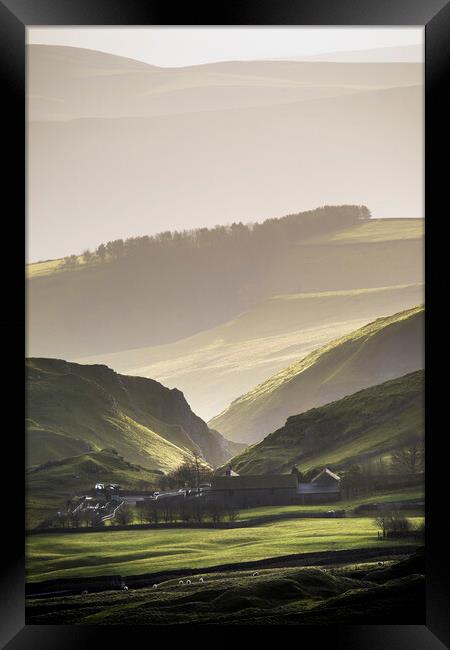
[
  {"left": 45, "top": 498, "right": 239, "bottom": 529},
  {"left": 157, "top": 455, "right": 213, "bottom": 492},
  {"left": 339, "top": 440, "right": 424, "bottom": 498},
  {"left": 59, "top": 205, "right": 370, "bottom": 269},
  {"left": 134, "top": 498, "right": 238, "bottom": 526}
]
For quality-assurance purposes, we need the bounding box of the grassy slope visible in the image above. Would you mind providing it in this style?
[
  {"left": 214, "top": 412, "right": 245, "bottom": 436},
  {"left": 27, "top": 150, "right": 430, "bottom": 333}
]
[
  {"left": 210, "top": 305, "right": 424, "bottom": 443},
  {"left": 26, "top": 554, "right": 425, "bottom": 625},
  {"left": 26, "top": 218, "right": 423, "bottom": 279},
  {"left": 226, "top": 370, "right": 424, "bottom": 475},
  {"left": 328, "top": 218, "right": 423, "bottom": 243},
  {"left": 78, "top": 282, "right": 423, "bottom": 420},
  {"left": 26, "top": 358, "right": 240, "bottom": 472},
  {"left": 28, "top": 218, "right": 423, "bottom": 363},
  {"left": 26, "top": 449, "right": 162, "bottom": 529},
  {"left": 26, "top": 516, "right": 422, "bottom": 583}
]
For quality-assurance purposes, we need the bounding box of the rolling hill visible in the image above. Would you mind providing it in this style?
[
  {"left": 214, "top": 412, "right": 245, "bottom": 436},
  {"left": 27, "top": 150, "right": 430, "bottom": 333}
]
[
  {"left": 27, "top": 215, "right": 423, "bottom": 365},
  {"left": 224, "top": 370, "right": 424, "bottom": 475},
  {"left": 209, "top": 305, "right": 424, "bottom": 444},
  {"left": 78, "top": 281, "right": 423, "bottom": 420},
  {"left": 28, "top": 44, "right": 423, "bottom": 267},
  {"left": 26, "top": 358, "right": 242, "bottom": 472},
  {"left": 28, "top": 45, "right": 421, "bottom": 122}
]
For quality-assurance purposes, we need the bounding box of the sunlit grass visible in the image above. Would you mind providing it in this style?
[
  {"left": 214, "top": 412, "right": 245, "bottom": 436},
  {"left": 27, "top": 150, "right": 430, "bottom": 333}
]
[{"left": 26, "top": 516, "right": 423, "bottom": 582}]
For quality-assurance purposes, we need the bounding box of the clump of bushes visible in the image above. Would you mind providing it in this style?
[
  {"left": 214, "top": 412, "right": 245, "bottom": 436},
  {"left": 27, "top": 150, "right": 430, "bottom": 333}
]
[{"left": 374, "top": 512, "right": 424, "bottom": 539}]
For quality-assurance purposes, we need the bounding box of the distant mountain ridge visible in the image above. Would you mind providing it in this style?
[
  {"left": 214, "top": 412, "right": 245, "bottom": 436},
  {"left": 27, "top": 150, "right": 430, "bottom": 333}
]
[
  {"left": 26, "top": 358, "right": 242, "bottom": 471},
  {"left": 28, "top": 44, "right": 422, "bottom": 264},
  {"left": 224, "top": 370, "right": 424, "bottom": 475},
  {"left": 28, "top": 44, "right": 422, "bottom": 122},
  {"left": 209, "top": 305, "right": 424, "bottom": 444}
]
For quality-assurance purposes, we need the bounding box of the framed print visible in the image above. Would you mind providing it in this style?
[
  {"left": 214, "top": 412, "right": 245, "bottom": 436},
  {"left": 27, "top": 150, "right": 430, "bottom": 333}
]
[{"left": 1, "top": 0, "right": 449, "bottom": 647}]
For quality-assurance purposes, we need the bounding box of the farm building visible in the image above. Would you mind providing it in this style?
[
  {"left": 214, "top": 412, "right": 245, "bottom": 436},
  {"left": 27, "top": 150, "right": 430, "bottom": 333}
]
[
  {"left": 297, "top": 468, "right": 341, "bottom": 504},
  {"left": 210, "top": 466, "right": 341, "bottom": 507},
  {"left": 210, "top": 473, "right": 299, "bottom": 507}
]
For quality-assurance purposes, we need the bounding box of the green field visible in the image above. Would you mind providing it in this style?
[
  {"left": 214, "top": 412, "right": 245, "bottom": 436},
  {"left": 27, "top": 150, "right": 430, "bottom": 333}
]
[
  {"left": 26, "top": 256, "right": 91, "bottom": 278},
  {"left": 26, "top": 552, "right": 425, "bottom": 625},
  {"left": 109, "top": 487, "right": 424, "bottom": 527},
  {"left": 327, "top": 218, "right": 423, "bottom": 244},
  {"left": 26, "top": 516, "right": 423, "bottom": 583}
]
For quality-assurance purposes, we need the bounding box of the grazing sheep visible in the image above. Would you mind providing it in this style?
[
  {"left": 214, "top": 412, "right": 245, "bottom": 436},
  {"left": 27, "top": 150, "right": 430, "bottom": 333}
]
[
  {"left": 152, "top": 584, "right": 158, "bottom": 589},
  {"left": 81, "top": 590, "right": 88, "bottom": 596},
  {"left": 178, "top": 580, "right": 184, "bottom": 585},
  {"left": 186, "top": 579, "right": 191, "bottom": 585},
  {"left": 252, "top": 572, "right": 259, "bottom": 577},
  {"left": 198, "top": 578, "right": 204, "bottom": 583},
  {"left": 122, "top": 585, "right": 129, "bottom": 591}
]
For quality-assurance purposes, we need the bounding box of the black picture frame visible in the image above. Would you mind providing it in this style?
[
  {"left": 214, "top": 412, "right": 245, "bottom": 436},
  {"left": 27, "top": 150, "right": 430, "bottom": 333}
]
[{"left": 1, "top": 0, "right": 448, "bottom": 647}]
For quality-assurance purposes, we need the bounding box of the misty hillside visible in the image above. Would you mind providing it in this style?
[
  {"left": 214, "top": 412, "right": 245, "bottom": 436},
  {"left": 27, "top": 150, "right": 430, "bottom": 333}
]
[
  {"left": 224, "top": 370, "right": 424, "bottom": 475},
  {"left": 27, "top": 212, "right": 423, "bottom": 362},
  {"left": 28, "top": 45, "right": 421, "bottom": 121},
  {"left": 209, "top": 305, "right": 424, "bottom": 444},
  {"left": 28, "top": 45, "right": 423, "bottom": 264},
  {"left": 26, "top": 358, "right": 241, "bottom": 471},
  {"left": 80, "top": 282, "right": 423, "bottom": 420}
]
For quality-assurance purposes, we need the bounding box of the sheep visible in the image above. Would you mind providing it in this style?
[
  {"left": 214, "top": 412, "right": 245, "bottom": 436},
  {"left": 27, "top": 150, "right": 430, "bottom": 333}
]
[
  {"left": 186, "top": 579, "right": 191, "bottom": 585},
  {"left": 198, "top": 577, "right": 204, "bottom": 583},
  {"left": 122, "top": 585, "right": 129, "bottom": 591},
  {"left": 152, "top": 584, "right": 158, "bottom": 589},
  {"left": 252, "top": 572, "right": 259, "bottom": 577},
  {"left": 178, "top": 580, "right": 184, "bottom": 585},
  {"left": 81, "top": 590, "right": 89, "bottom": 596}
]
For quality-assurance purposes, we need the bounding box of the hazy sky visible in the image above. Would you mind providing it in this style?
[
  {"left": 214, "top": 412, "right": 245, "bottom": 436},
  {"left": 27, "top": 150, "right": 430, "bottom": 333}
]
[
  {"left": 28, "top": 26, "right": 423, "bottom": 66},
  {"left": 27, "top": 27, "right": 423, "bottom": 263}
]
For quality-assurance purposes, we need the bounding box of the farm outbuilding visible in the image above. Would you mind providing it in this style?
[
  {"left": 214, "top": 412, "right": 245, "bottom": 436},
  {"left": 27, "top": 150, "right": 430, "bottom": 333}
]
[
  {"left": 210, "top": 473, "right": 299, "bottom": 507},
  {"left": 298, "top": 468, "right": 341, "bottom": 504},
  {"left": 210, "top": 466, "right": 341, "bottom": 507}
]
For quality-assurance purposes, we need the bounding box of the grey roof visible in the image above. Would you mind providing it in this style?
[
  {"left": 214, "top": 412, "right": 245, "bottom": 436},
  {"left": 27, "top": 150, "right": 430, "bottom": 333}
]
[
  {"left": 298, "top": 483, "right": 340, "bottom": 494},
  {"left": 211, "top": 474, "right": 298, "bottom": 490},
  {"left": 311, "top": 468, "right": 341, "bottom": 483}
]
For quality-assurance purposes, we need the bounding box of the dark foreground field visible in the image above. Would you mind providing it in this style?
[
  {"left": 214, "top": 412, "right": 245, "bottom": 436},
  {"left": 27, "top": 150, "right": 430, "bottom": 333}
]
[{"left": 26, "top": 548, "right": 424, "bottom": 625}]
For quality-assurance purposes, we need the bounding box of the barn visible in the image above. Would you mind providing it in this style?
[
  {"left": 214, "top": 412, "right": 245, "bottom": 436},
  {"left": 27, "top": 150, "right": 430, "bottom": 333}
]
[
  {"left": 210, "top": 473, "right": 298, "bottom": 507},
  {"left": 210, "top": 466, "right": 341, "bottom": 507},
  {"left": 297, "top": 468, "right": 341, "bottom": 504}
]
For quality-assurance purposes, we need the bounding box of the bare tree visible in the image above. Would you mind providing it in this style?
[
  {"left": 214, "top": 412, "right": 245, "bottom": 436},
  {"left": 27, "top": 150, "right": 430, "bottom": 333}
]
[
  {"left": 192, "top": 500, "right": 206, "bottom": 523},
  {"left": 225, "top": 506, "right": 240, "bottom": 522},
  {"left": 142, "top": 500, "right": 159, "bottom": 524},
  {"left": 207, "top": 500, "right": 225, "bottom": 525},
  {"left": 391, "top": 440, "right": 424, "bottom": 475},
  {"left": 160, "top": 453, "right": 212, "bottom": 491},
  {"left": 115, "top": 503, "right": 134, "bottom": 526},
  {"left": 374, "top": 515, "right": 390, "bottom": 539},
  {"left": 374, "top": 512, "right": 412, "bottom": 539},
  {"left": 192, "top": 450, "right": 201, "bottom": 495}
]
